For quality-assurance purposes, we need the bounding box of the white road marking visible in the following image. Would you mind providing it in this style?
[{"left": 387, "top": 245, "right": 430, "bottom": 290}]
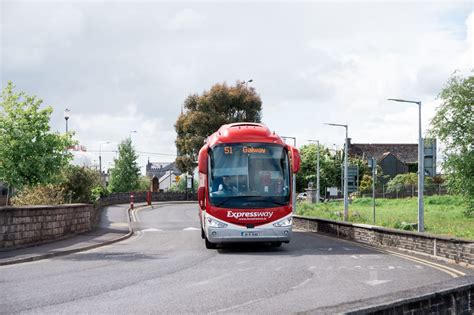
[
  {"left": 351, "top": 254, "right": 382, "bottom": 259},
  {"left": 183, "top": 227, "right": 200, "bottom": 231},
  {"left": 364, "top": 279, "right": 392, "bottom": 286},
  {"left": 291, "top": 278, "right": 312, "bottom": 290},
  {"left": 142, "top": 228, "right": 162, "bottom": 232},
  {"left": 212, "top": 298, "right": 264, "bottom": 313},
  {"left": 343, "top": 247, "right": 357, "bottom": 251}
]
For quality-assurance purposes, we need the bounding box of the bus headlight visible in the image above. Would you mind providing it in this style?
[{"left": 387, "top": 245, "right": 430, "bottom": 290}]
[
  {"left": 207, "top": 217, "right": 228, "bottom": 228},
  {"left": 273, "top": 217, "right": 292, "bottom": 227}
]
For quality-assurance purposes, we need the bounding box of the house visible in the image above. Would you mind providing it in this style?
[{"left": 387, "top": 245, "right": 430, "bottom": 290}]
[
  {"left": 145, "top": 161, "right": 182, "bottom": 191},
  {"left": 348, "top": 140, "right": 418, "bottom": 179}
]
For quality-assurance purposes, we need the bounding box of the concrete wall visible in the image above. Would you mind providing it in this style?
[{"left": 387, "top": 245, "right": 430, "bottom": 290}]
[
  {"left": 0, "top": 204, "right": 94, "bottom": 250},
  {"left": 294, "top": 216, "right": 474, "bottom": 267}
]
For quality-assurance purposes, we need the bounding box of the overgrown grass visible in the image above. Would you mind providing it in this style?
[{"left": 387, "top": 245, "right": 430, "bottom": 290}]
[{"left": 296, "top": 195, "right": 474, "bottom": 239}]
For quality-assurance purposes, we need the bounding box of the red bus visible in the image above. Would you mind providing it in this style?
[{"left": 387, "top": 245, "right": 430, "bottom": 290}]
[{"left": 197, "top": 123, "right": 300, "bottom": 249}]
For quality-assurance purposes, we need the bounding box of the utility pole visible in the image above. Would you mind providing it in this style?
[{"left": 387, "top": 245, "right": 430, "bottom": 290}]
[
  {"left": 369, "top": 157, "right": 376, "bottom": 224},
  {"left": 325, "top": 123, "right": 349, "bottom": 221},
  {"left": 64, "top": 108, "right": 70, "bottom": 134},
  {"left": 308, "top": 139, "right": 320, "bottom": 204},
  {"left": 388, "top": 98, "right": 424, "bottom": 232}
]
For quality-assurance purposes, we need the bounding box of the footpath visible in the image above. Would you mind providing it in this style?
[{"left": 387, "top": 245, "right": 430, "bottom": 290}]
[{"left": 0, "top": 203, "right": 142, "bottom": 266}]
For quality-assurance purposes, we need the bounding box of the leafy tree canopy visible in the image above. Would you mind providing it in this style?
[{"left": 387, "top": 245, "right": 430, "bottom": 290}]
[
  {"left": 175, "top": 82, "right": 262, "bottom": 173},
  {"left": 0, "top": 81, "right": 74, "bottom": 191},
  {"left": 386, "top": 173, "right": 418, "bottom": 194},
  {"left": 429, "top": 71, "right": 474, "bottom": 214},
  {"left": 108, "top": 138, "right": 141, "bottom": 192},
  {"left": 296, "top": 144, "right": 342, "bottom": 193}
]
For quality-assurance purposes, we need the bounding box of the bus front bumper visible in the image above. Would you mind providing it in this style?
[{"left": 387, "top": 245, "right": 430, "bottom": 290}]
[{"left": 206, "top": 225, "right": 292, "bottom": 244}]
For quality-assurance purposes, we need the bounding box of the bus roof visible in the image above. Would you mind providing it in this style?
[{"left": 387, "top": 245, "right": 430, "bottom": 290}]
[{"left": 206, "top": 122, "right": 286, "bottom": 147}]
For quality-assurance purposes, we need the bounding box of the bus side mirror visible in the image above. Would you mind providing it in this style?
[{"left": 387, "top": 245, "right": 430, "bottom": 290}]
[
  {"left": 290, "top": 146, "right": 301, "bottom": 173},
  {"left": 198, "top": 147, "right": 208, "bottom": 174},
  {"left": 198, "top": 186, "right": 206, "bottom": 210}
]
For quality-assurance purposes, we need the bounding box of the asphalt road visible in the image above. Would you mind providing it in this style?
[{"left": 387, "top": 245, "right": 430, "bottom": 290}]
[{"left": 0, "top": 203, "right": 468, "bottom": 314}]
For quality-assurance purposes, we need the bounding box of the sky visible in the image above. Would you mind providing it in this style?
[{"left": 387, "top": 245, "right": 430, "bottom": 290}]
[{"left": 1, "top": 0, "right": 473, "bottom": 174}]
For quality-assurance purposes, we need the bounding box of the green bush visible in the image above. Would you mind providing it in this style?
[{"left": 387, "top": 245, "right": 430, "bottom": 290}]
[
  {"left": 11, "top": 184, "right": 66, "bottom": 205},
  {"left": 137, "top": 176, "right": 151, "bottom": 191},
  {"left": 169, "top": 176, "right": 198, "bottom": 192},
  {"left": 61, "top": 165, "right": 101, "bottom": 203},
  {"left": 91, "top": 185, "right": 109, "bottom": 201}
]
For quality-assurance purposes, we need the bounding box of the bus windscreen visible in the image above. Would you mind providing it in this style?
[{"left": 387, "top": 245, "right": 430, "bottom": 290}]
[{"left": 208, "top": 143, "right": 290, "bottom": 209}]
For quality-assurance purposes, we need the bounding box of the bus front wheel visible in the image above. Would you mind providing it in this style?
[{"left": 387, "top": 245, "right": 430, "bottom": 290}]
[{"left": 205, "top": 237, "right": 217, "bottom": 249}]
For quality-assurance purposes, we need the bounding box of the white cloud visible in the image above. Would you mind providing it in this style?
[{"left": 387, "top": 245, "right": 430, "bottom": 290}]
[
  {"left": 71, "top": 102, "right": 176, "bottom": 173},
  {"left": 1, "top": 1, "right": 472, "bottom": 174},
  {"left": 163, "top": 8, "right": 205, "bottom": 31}
]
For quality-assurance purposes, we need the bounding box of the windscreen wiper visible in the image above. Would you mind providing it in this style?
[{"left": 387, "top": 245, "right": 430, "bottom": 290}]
[{"left": 214, "top": 195, "right": 251, "bottom": 207}]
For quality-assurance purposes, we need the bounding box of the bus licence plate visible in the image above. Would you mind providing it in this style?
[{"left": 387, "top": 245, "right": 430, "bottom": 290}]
[{"left": 241, "top": 231, "right": 259, "bottom": 237}]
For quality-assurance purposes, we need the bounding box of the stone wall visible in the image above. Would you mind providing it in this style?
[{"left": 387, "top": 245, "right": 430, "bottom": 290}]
[
  {"left": 294, "top": 216, "right": 474, "bottom": 267},
  {"left": 317, "top": 276, "right": 474, "bottom": 314},
  {"left": 97, "top": 191, "right": 197, "bottom": 208},
  {"left": 0, "top": 192, "right": 196, "bottom": 250},
  {"left": 0, "top": 204, "right": 93, "bottom": 250}
]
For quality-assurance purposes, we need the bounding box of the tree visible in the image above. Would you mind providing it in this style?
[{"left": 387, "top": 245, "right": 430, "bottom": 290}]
[
  {"left": 61, "top": 165, "right": 101, "bottom": 203},
  {"left": 359, "top": 174, "right": 373, "bottom": 194},
  {"left": 386, "top": 173, "right": 418, "bottom": 196},
  {"left": 108, "top": 138, "right": 141, "bottom": 192},
  {"left": 296, "top": 144, "right": 342, "bottom": 194},
  {"left": 430, "top": 71, "right": 474, "bottom": 215},
  {"left": 169, "top": 176, "right": 198, "bottom": 192},
  {"left": 0, "top": 82, "right": 74, "bottom": 202},
  {"left": 175, "top": 82, "right": 262, "bottom": 173},
  {"left": 137, "top": 176, "right": 151, "bottom": 191}
]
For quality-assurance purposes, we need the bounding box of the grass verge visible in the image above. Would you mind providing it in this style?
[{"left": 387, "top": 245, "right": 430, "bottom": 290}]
[{"left": 296, "top": 195, "right": 474, "bottom": 239}]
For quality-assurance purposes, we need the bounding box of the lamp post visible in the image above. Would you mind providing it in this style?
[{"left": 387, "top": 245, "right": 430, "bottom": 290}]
[
  {"left": 281, "top": 136, "right": 297, "bottom": 213},
  {"left": 325, "top": 123, "right": 349, "bottom": 221},
  {"left": 99, "top": 141, "right": 111, "bottom": 176},
  {"left": 64, "top": 108, "right": 71, "bottom": 134},
  {"left": 368, "top": 157, "right": 376, "bottom": 224},
  {"left": 307, "top": 139, "right": 320, "bottom": 204},
  {"left": 387, "top": 98, "right": 424, "bottom": 232},
  {"left": 129, "top": 130, "right": 137, "bottom": 147}
]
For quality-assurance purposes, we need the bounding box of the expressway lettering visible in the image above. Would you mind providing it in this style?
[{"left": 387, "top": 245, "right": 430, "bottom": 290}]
[{"left": 227, "top": 211, "right": 273, "bottom": 220}]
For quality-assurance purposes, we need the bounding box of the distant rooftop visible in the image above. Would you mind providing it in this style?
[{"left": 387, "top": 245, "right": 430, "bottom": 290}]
[{"left": 349, "top": 143, "right": 418, "bottom": 164}]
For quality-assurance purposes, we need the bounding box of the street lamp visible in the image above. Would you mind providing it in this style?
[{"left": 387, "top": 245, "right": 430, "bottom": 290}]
[
  {"left": 64, "top": 108, "right": 71, "bottom": 134},
  {"left": 387, "top": 98, "right": 424, "bottom": 232},
  {"left": 99, "top": 141, "right": 111, "bottom": 176},
  {"left": 281, "top": 136, "right": 297, "bottom": 214},
  {"left": 324, "top": 123, "right": 349, "bottom": 221},
  {"left": 307, "top": 139, "right": 320, "bottom": 204},
  {"left": 129, "top": 130, "right": 137, "bottom": 143}
]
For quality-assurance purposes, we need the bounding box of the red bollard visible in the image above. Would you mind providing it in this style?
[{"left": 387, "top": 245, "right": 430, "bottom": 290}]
[
  {"left": 146, "top": 191, "right": 152, "bottom": 206},
  {"left": 130, "top": 192, "right": 134, "bottom": 210}
]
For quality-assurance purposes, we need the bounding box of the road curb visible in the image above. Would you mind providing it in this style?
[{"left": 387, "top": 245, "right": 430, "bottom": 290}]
[{"left": 0, "top": 206, "right": 138, "bottom": 266}]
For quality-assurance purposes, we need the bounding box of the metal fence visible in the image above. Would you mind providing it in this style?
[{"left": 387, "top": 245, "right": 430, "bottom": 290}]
[{"left": 360, "top": 184, "right": 448, "bottom": 199}]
